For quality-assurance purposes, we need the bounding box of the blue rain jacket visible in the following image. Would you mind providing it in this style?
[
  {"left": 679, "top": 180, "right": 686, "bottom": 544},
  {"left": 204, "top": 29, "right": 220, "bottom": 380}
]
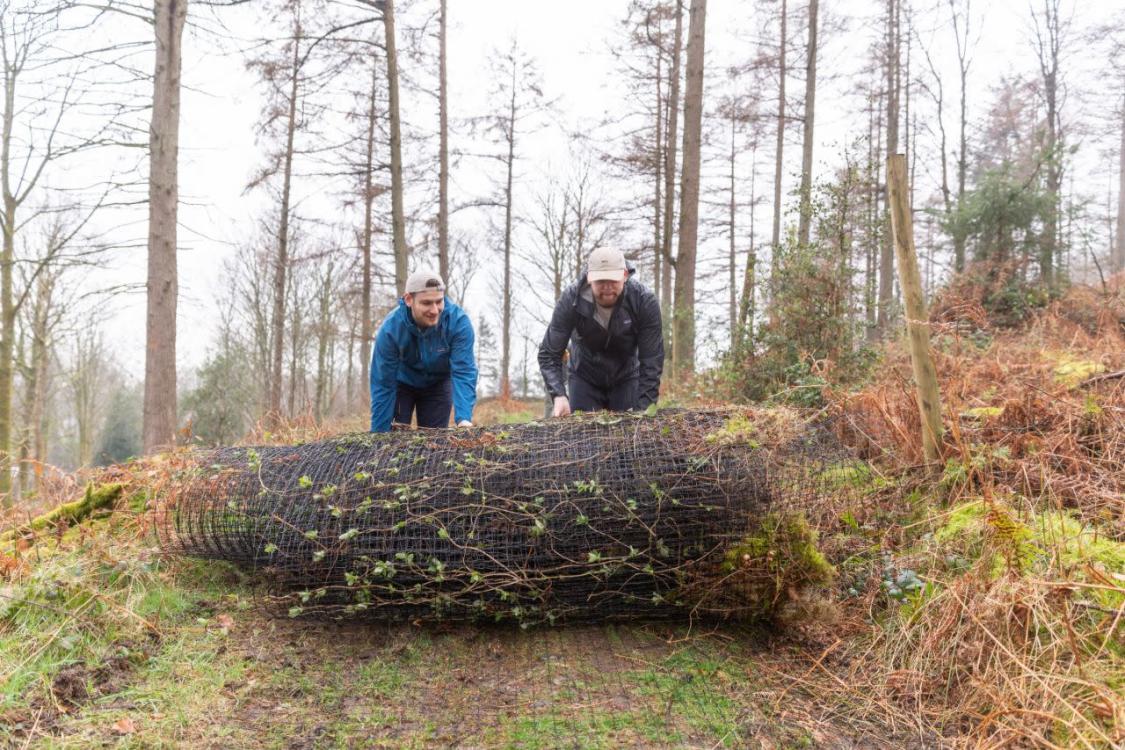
[{"left": 370, "top": 298, "right": 478, "bottom": 432}]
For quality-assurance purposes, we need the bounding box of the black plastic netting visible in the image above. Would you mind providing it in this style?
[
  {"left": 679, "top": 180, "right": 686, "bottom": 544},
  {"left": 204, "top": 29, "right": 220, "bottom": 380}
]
[{"left": 156, "top": 409, "right": 861, "bottom": 625}]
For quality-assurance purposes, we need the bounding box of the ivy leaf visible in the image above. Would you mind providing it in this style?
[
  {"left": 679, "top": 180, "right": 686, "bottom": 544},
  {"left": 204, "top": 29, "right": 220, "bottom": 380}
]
[{"left": 263, "top": 543, "right": 278, "bottom": 554}]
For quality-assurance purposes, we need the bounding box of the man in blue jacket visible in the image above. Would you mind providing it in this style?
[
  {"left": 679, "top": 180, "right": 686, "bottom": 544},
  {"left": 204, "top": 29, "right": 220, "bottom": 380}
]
[{"left": 370, "top": 269, "right": 478, "bottom": 432}]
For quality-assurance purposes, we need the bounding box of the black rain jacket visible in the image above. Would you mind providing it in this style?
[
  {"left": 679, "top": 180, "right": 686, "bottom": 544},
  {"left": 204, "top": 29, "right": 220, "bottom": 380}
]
[{"left": 538, "top": 264, "right": 664, "bottom": 409}]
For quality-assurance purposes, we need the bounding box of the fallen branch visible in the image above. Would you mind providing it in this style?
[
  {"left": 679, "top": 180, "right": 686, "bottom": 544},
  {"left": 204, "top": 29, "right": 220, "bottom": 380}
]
[
  {"left": 1081, "top": 369, "right": 1125, "bottom": 386},
  {"left": 2, "top": 483, "right": 124, "bottom": 546}
]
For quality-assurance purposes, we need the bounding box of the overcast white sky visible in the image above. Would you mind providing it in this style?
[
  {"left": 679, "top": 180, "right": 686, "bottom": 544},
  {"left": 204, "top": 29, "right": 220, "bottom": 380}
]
[{"left": 63, "top": 0, "right": 1120, "bottom": 384}]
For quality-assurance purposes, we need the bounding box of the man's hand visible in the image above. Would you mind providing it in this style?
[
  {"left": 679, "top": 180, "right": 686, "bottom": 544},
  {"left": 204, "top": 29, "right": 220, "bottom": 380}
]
[
  {"left": 552, "top": 396, "right": 571, "bottom": 418},
  {"left": 456, "top": 420, "right": 473, "bottom": 427}
]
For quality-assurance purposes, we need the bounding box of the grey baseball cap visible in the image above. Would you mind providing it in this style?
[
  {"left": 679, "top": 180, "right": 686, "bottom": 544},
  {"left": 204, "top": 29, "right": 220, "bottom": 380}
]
[
  {"left": 404, "top": 269, "right": 445, "bottom": 295},
  {"left": 586, "top": 247, "right": 627, "bottom": 282}
]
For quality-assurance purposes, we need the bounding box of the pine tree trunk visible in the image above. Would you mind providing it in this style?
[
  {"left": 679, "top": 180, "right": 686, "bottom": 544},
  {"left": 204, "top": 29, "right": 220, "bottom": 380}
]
[
  {"left": 269, "top": 12, "right": 301, "bottom": 425},
  {"left": 672, "top": 0, "right": 706, "bottom": 378},
  {"left": 142, "top": 0, "right": 187, "bottom": 455},
  {"left": 359, "top": 53, "right": 378, "bottom": 415},
  {"left": 0, "top": 68, "right": 15, "bottom": 499},
  {"left": 954, "top": 3, "right": 970, "bottom": 273},
  {"left": 384, "top": 0, "right": 408, "bottom": 294},
  {"left": 31, "top": 292, "right": 49, "bottom": 492},
  {"left": 769, "top": 0, "right": 787, "bottom": 321},
  {"left": 796, "top": 0, "right": 818, "bottom": 247},
  {"left": 500, "top": 62, "right": 517, "bottom": 400},
  {"left": 728, "top": 114, "right": 737, "bottom": 350},
  {"left": 653, "top": 51, "right": 663, "bottom": 304},
  {"left": 876, "top": 0, "right": 899, "bottom": 336},
  {"left": 1115, "top": 93, "right": 1125, "bottom": 274},
  {"left": 662, "top": 0, "right": 683, "bottom": 359},
  {"left": 438, "top": 0, "right": 450, "bottom": 283},
  {"left": 737, "top": 146, "right": 757, "bottom": 347}
]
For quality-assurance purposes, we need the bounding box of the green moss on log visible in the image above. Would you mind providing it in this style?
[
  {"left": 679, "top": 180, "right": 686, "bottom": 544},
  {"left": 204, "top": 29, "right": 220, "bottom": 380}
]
[
  {"left": 2, "top": 483, "right": 124, "bottom": 545},
  {"left": 680, "top": 512, "right": 835, "bottom": 620}
]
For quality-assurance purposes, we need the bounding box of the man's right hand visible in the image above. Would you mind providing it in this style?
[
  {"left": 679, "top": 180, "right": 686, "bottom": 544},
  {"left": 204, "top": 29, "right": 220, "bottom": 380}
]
[{"left": 552, "top": 396, "right": 571, "bottom": 418}]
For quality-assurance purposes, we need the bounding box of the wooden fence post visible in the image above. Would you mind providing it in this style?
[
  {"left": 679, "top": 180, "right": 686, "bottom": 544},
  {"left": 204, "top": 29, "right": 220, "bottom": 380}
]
[{"left": 887, "top": 154, "right": 944, "bottom": 463}]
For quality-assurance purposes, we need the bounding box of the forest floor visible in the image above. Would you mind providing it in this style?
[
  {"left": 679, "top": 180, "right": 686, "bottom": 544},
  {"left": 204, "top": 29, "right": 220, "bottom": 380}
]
[
  {"left": 2, "top": 279, "right": 1124, "bottom": 748},
  {"left": 1, "top": 551, "right": 909, "bottom": 749}
]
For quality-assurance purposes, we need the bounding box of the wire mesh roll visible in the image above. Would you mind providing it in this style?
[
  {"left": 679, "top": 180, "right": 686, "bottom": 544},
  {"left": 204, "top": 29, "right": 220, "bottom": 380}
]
[{"left": 157, "top": 409, "right": 852, "bottom": 625}]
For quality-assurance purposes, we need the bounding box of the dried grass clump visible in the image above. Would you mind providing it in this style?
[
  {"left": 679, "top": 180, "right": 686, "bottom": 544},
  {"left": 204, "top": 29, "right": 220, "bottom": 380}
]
[
  {"left": 829, "top": 282, "right": 1125, "bottom": 748},
  {"left": 874, "top": 501, "right": 1124, "bottom": 748},
  {"left": 834, "top": 282, "right": 1125, "bottom": 534}
]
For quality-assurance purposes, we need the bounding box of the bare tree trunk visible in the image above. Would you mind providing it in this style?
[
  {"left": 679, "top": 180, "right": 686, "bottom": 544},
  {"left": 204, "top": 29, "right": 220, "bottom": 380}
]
[
  {"left": 384, "top": 0, "right": 408, "bottom": 293},
  {"left": 0, "top": 71, "right": 15, "bottom": 496},
  {"left": 1033, "top": 0, "right": 1063, "bottom": 286},
  {"left": 286, "top": 262, "right": 308, "bottom": 419},
  {"left": 877, "top": 0, "right": 900, "bottom": 335},
  {"left": 662, "top": 0, "right": 683, "bottom": 354},
  {"left": 269, "top": 11, "right": 302, "bottom": 425},
  {"left": 359, "top": 52, "right": 377, "bottom": 415},
  {"left": 865, "top": 84, "right": 882, "bottom": 340},
  {"left": 71, "top": 331, "right": 102, "bottom": 469},
  {"left": 652, "top": 47, "right": 663, "bottom": 304},
  {"left": 1115, "top": 92, "right": 1125, "bottom": 274},
  {"left": 738, "top": 144, "right": 757, "bottom": 347},
  {"left": 952, "top": 0, "right": 971, "bottom": 273},
  {"left": 438, "top": 0, "right": 450, "bottom": 282},
  {"left": 796, "top": 0, "right": 818, "bottom": 247},
  {"left": 672, "top": 0, "right": 706, "bottom": 378},
  {"left": 728, "top": 113, "right": 737, "bottom": 350},
  {"left": 769, "top": 0, "right": 787, "bottom": 319},
  {"left": 19, "top": 275, "right": 51, "bottom": 494},
  {"left": 143, "top": 0, "right": 188, "bottom": 454},
  {"left": 500, "top": 60, "right": 517, "bottom": 400},
  {"left": 31, "top": 327, "right": 47, "bottom": 487},
  {"left": 887, "top": 154, "right": 943, "bottom": 463},
  {"left": 314, "top": 264, "right": 333, "bottom": 422}
]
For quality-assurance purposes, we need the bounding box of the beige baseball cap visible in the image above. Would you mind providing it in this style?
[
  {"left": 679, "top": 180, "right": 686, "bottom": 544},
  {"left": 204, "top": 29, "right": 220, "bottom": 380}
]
[
  {"left": 404, "top": 269, "right": 445, "bottom": 295},
  {"left": 586, "top": 247, "right": 627, "bottom": 282}
]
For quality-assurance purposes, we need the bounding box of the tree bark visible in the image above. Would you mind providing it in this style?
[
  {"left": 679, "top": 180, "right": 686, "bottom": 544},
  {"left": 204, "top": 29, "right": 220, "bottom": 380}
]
[
  {"left": 359, "top": 52, "right": 378, "bottom": 415},
  {"left": 1034, "top": 0, "right": 1063, "bottom": 286},
  {"left": 950, "top": 0, "right": 971, "bottom": 272},
  {"left": 1115, "top": 92, "right": 1125, "bottom": 274},
  {"left": 268, "top": 10, "right": 302, "bottom": 425},
  {"left": 143, "top": 0, "right": 187, "bottom": 454},
  {"left": 796, "top": 0, "right": 818, "bottom": 247},
  {"left": 0, "top": 60, "right": 16, "bottom": 497},
  {"left": 672, "top": 0, "right": 706, "bottom": 378},
  {"left": 653, "top": 46, "right": 663, "bottom": 304},
  {"left": 662, "top": 0, "right": 683, "bottom": 357},
  {"left": 887, "top": 154, "right": 943, "bottom": 463},
  {"left": 769, "top": 0, "right": 787, "bottom": 321},
  {"left": 728, "top": 112, "right": 737, "bottom": 350},
  {"left": 500, "top": 58, "right": 517, "bottom": 400},
  {"left": 877, "top": 0, "right": 899, "bottom": 335},
  {"left": 384, "top": 0, "right": 408, "bottom": 293},
  {"left": 438, "top": 0, "right": 450, "bottom": 283},
  {"left": 737, "top": 145, "right": 757, "bottom": 348}
]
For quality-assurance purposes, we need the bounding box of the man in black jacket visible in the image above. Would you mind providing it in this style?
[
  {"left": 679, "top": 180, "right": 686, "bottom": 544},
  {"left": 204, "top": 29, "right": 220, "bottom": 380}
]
[{"left": 539, "top": 247, "right": 664, "bottom": 416}]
